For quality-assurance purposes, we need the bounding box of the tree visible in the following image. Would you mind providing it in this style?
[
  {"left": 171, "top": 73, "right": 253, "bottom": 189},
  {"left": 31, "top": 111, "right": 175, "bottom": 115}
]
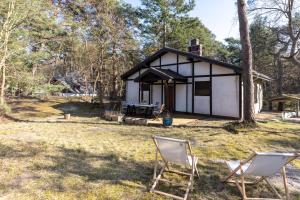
[
  {"left": 249, "top": 0, "right": 300, "bottom": 68},
  {"left": 237, "top": 0, "right": 256, "bottom": 123},
  {"left": 54, "top": 0, "right": 139, "bottom": 103},
  {"left": 248, "top": 2, "right": 300, "bottom": 109},
  {"left": 217, "top": 37, "right": 241, "bottom": 65},
  {"left": 0, "top": 1, "right": 15, "bottom": 105},
  {"left": 138, "top": 0, "right": 221, "bottom": 56},
  {"left": 138, "top": 0, "right": 194, "bottom": 49}
]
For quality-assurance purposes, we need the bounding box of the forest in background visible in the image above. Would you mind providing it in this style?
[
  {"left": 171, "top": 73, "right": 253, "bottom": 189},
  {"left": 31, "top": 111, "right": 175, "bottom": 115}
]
[{"left": 0, "top": 0, "right": 299, "bottom": 112}]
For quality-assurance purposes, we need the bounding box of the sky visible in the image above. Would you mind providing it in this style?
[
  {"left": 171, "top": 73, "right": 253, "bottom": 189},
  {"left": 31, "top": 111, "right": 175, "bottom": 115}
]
[{"left": 122, "top": 0, "right": 240, "bottom": 42}]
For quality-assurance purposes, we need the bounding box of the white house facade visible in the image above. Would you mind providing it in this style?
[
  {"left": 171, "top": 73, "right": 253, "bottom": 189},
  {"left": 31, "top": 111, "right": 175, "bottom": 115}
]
[{"left": 121, "top": 42, "right": 271, "bottom": 119}]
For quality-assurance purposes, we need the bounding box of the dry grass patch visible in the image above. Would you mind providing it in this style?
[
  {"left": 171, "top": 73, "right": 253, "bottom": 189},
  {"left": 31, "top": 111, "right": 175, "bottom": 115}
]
[{"left": 0, "top": 97, "right": 299, "bottom": 199}]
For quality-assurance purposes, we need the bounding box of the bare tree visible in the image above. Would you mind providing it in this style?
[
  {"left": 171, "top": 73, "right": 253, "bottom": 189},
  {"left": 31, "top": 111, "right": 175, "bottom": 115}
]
[
  {"left": 249, "top": 0, "right": 300, "bottom": 67},
  {"left": 0, "top": 1, "right": 15, "bottom": 105},
  {"left": 237, "top": 0, "right": 256, "bottom": 123}
]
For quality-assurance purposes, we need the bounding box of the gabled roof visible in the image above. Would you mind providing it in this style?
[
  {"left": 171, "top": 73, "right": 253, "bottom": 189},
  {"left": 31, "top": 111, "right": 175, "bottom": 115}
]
[
  {"left": 134, "top": 67, "right": 187, "bottom": 83},
  {"left": 121, "top": 47, "right": 242, "bottom": 79},
  {"left": 121, "top": 47, "right": 272, "bottom": 82}
]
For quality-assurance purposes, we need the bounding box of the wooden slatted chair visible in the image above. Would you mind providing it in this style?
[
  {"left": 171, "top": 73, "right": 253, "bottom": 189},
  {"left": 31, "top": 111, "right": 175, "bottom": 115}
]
[
  {"left": 223, "top": 152, "right": 299, "bottom": 200},
  {"left": 153, "top": 104, "right": 165, "bottom": 120},
  {"left": 150, "top": 136, "right": 200, "bottom": 200}
]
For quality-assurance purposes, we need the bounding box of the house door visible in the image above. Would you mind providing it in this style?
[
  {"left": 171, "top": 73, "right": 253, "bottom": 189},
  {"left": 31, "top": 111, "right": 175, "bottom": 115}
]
[{"left": 165, "top": 85, "right": 174, "bottom": 112}]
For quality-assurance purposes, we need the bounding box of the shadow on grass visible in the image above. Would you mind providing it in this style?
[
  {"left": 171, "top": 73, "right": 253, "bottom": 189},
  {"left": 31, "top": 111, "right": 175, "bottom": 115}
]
[
  {"left": 0, "top": 139, "right": 298, "bottom": 199},
  {"left": 0, "top": 142, "right": 47, "bottom": 158},
  {"left": 32, "top": 146, "right": 153, "bottom": 185},
  {"left": 266, "top": 137, "right": 300, "bottom": 149}
]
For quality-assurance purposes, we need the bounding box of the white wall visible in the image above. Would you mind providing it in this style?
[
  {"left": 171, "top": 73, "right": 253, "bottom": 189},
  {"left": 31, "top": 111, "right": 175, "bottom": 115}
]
[
  {"left": 194, "top": 62, "right": 210, "bottom": 76},
  {"left": 178, "top": 54, "right": 188, "bottom": 63},
  {"left": 161, "top": 53, "right": 177, "bottom": 65},
  {"left": 126, "top": 80, "right": 139, "bottom": 103},
  {"left": 212, "top": 64, "right": 234, "bottom": 75},
  {"left": 162, "top": 65, "right": 177, "bottom": 73},
  {"left": 254, "top": 82, "right": 263, "bottom": 113},
  {"left": 152, "top": 84, "right": 162, "bottom": 106},
  {"left": 175, "top": 84, "right": 187, "bottom": 112},
  {"left": 212, "top": 76, "right": 240, "bottom": 118},
  {"left": 178, "top": 63, "right": 192, "bottom": 76}
]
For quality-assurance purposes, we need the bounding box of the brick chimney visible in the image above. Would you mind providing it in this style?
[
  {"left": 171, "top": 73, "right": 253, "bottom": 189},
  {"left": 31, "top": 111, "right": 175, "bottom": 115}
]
[{"left": 188, "top": 39, "right": 202, "bottom": 56}]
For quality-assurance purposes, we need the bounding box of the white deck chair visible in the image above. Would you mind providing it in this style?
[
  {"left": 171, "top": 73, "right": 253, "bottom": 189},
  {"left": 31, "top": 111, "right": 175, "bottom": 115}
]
[
  {"left": 223, "top": 152, "right": 299, "bottom": 200},
  {"left": 150, "top": 136, "right": 200, "bottom": 200}
]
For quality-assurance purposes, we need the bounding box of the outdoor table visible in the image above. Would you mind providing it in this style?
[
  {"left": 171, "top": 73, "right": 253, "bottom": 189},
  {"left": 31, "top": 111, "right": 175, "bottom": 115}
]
[
  {"left": 137, "top": 104, "right": 156, "bottom": 117},
  {"left": 126, "top": 103, "right": 156, "bottom": 117}
]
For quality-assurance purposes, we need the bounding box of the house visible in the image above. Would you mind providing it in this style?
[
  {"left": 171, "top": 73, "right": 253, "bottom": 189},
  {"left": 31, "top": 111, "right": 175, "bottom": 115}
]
[{"left": 121, "top": 39, "right": 271, "bottom": 119}]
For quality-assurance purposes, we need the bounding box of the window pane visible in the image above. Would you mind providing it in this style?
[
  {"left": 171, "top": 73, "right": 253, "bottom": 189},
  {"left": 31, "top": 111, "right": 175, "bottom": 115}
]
[{"left": 195, "top": 81, "right": 211, "bottom": 96}]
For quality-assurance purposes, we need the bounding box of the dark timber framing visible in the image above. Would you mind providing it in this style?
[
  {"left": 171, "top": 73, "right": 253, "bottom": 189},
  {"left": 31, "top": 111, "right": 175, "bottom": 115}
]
[
  {"left": 138, "top": 70, "right": 141, "bottom": 103},
  {"left": 122, "top": 47, "right": 271, "bottom": 119},
  {"left": 176, "top": 54, "right": 179, "bottom": 74},
  {"left": 148, "top": 83, "right": 151, "bottom": 104},
  {"left": 173, "top": 81, "right": 176, "bottom": 111},
  {"left": 209, "top": 64, "right": 212, "bottom": 116},
  {"left": 192, "top": 61, "right": 195, "bottom": 114},
  {"left": 186, "top": 84, "right": 188, "bottom": 113}
]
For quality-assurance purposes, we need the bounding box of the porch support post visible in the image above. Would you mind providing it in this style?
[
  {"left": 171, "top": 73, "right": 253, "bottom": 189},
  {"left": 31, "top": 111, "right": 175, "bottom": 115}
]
[
  {"left": 161, "top": 80, "right": 163, "bottom": 104},
  {"left": 173, "top": 81, "right": 176, "bottom": 112},
  {"left": 186, "top": 84, "right": 188, "bottom": 113},
  {"left": 192, "top": 61, "right": 195, "bottom": 114},
  {"left": 164, "top": 81, "right": 169, "bottom": 111}
]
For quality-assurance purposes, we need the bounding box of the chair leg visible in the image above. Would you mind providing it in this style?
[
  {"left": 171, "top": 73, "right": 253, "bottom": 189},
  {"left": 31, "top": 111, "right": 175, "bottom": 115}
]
[
  {"left": 184, "top": 172, "right": 194, "bottom": 200},
  {"left": 282, "top": 167, "right": 289, "bottom": 200},
  {"left": 153, "top": 150, "right": 158, "bottom": 180},
  {"left": 150, "top": 166, "right": 165, "bottom": 193},
  {"left": 195, "top": 165, "right": 200, "bottom": 179},
  {"left": 264, "top": 178, "right": 282, "bottom": 199},
  {"left": 241, "top": 175, "right": 247, "bottom": 200}
]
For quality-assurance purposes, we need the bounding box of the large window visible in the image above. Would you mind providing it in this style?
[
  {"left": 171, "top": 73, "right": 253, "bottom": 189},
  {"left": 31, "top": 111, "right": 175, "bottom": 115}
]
[{"left": 195, "top": 81, "right": 211, "bottom": 96}]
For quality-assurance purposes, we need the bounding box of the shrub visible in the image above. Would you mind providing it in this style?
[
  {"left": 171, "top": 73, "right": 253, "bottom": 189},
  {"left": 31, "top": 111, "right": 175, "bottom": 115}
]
[
  {"left": 0, "top": 103, "right": 11, "bottom": 116},
  {"left": 35, "top": 84, "right": 65, "bottom": 95},
  {"left": 224, "top": 121, "right": 257, "bottom": 134}
]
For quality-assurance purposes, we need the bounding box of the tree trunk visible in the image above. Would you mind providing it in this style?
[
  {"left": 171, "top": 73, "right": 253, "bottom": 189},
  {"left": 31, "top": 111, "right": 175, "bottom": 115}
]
[
  {"left": 0, "top": 66, "right": 6, "bottom": 105},
  {"left": 276, "top": 54, "right": 284, "bottom": 111},
  {"left": 237, "top": 0, "right": 256, "bottom": 123},
  {"left": 111, "top": 44, "right": 117, "bottom": 99}
]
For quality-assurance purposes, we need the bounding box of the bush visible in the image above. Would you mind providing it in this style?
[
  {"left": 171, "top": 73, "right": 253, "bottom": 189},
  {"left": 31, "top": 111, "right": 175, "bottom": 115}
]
[
  {"left": 34, "top": 84, "right": 65, "bottom": 96},
  {"left": 0, "top": 103, "right": 11, "bottom": 116},
  {"left": 224, "top": 121, "right": 257, "bottom": 134},
  {"left": 7, "top": 72, "right": 45, "bottom": 96}
]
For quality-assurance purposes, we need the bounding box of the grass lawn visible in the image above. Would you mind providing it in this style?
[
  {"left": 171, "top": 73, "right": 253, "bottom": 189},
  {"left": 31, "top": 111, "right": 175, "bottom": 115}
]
[{"left": 0, "top": 97, "right": 299, "bottom": 200}]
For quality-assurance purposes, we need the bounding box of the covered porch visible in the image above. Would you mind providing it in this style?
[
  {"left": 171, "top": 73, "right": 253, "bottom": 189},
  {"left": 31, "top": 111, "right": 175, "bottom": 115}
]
[{"left": 134, "top": 67, "right": 187, "bottom": 113}]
